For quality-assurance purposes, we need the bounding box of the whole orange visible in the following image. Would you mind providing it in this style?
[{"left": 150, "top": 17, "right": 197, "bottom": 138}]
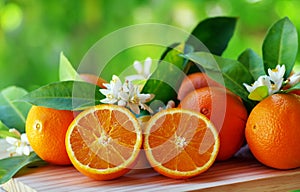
[
  {"left": 177, "top": 72, "right": 222, "bottom": 101},
  {"left": 179, "top": 87, "right": 248, "bottom": 161},
  {"left": 246, "top": 93, "right": 300, "bottom": 169},
  {"left": 26, "top": 106, "right": 74, "bottom": 165}
]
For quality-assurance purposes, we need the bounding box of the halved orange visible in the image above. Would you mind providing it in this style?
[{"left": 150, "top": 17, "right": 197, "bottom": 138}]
[
  {"left": 143, "top": 108, "right": 219, "bottom": 179},
  {"left": 65, "top": 104, "right": 143, "bottom": 180}
]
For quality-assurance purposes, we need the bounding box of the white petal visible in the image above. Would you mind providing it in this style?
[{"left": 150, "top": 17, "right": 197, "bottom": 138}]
[
  {"left": 270, "top": 78, "right": 283, "bottom": 94},
  {"left": 21, "top": 134, "right": 29, "bottom": 144},
  {"left": 100, "top": 98, "right": 118, "bottom": 104},
  {"left": 111, "top": 75, "right": 123, "bottom": 89},
  {"left": 125, "top": 74, "right": 145, "bottom": 81},
  {"left": 288, "top": 72, "right": 300, "bottom": 86},
  {"left": 99, "top": 89, "right": 111, "bottom": 96},
  {"left": 143, "top": 57, "right": 152, "bottom": 77},
  {"left": 138, "top": 94, "right": 152, "bottom": 103},
  {"left": 115, "top": 80, "right": 123, "bottom": 90},
  {"left": 268, "top": 70, "right": 276, "bottom": 81},
  {"left": 23, "top": 146, "right": 30, "bottom": 156},
  {"left": 278, "top": 65, "right": 286, "bottom": 78},
  {"left": 128, "top": 81, "right": 135, "bottom": 91},
  {"left": 6, "top": 146, "right": 16, "bottom": 152},
  {"left": 243, "top": 83, "right": 254, "bottom": 93},
  {"left": 118, "top": 100, "right": 127, "bottom": 107},
  {"left": 268, "top": 65, "right": 285, "bottom": 83},
  {"left": 9, "top": 128, "right": 21, "bottom": 137},
  {"left": 257, "top": 75, "right": 271, "bottom": 86},
  {"left": 119, "top": 92, "right": 129, "bottom": 101},
  {"left": 133, "top": 61, "right": 143, "bottom": 74},
  {"left": 6, "top": 137, "right": 18, "bottom": 145},
  {"left": 269, "top": 72, "right": 279, "bottom": 83},
  {"left": 16, "top": 146, "right": 24, "bottom": 155},
  {"left": 112, "top": 85, "right": 122, "bottom": 96},
  {"left": 112, "top": 75, "right": 119, "bottom": 81},
  {"left": 102, "top": 83, "right": 111, "bottom": 89},
  {"left": 122, "top": 81, "right": 130, "bottom": 92}
]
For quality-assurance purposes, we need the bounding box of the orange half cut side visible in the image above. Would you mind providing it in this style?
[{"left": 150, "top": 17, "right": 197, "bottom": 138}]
[
  {"left": 143, "top": 108, "right": 220, "bottom": 179},
  {"left": 65, "top": 104, "right": 143, "bottom": 180}
]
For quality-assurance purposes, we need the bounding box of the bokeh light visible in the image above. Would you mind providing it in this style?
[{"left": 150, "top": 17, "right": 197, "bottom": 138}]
[{"left": 0, "top": 0, "right": 300, "bottom": 91}]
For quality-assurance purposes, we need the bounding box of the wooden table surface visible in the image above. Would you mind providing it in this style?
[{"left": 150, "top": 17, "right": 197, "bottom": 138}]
[{"left": 1, "top": 140, "right": 300, "bottom": 191}]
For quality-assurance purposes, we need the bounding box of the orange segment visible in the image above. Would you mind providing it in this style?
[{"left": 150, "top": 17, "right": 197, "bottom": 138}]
[
  {"left": 143, "top": 108, "right": 219, "bottom": 179},
  {"left": 65, "top": 104, "right": 143, "bottom": 180}
]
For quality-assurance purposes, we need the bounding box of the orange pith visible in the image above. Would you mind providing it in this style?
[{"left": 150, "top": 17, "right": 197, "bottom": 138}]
[
  {"left": 65, "top": 104, "right": 143, "bottom": 180},
  {"left": 143, "top": 108, "right": 219, "bottom": 179}
]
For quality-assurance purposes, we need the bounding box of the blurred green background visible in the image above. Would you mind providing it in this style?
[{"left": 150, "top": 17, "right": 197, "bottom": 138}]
[{"left": 1, "top": 0, "right": 300, "bottom": 91}]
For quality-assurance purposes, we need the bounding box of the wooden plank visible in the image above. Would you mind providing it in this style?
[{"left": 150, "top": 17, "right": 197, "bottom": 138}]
[
  {"left": 1, "top": 139, "right": 300, "bottom": 191},
  {"left": 2, "top": 158, "right": 300, "bottom": 191},
  {"left": 201, "top": 174, "right": 300, "bottom": 192}
]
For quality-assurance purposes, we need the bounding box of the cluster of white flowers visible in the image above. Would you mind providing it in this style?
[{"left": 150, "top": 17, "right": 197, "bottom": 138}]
[
  {"left": 243, "top": 64, "right": 300, "bottom": 98},
  {"left": 100, "top": 75, "right": 154, "bottom": 114},
  {"left": 243, "top": 65, "right": 285, "bottom": 95},
  {"left": 5, "top": 129, "right": 32, "bottom": 156}
]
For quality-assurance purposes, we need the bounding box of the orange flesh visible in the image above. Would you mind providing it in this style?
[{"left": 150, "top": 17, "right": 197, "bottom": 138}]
[
  {"left": 69, "top": 109, "right": 137, "bottom": 169},
  {"left": 147, "top": 112, "right": 216, "bottom": 172}
]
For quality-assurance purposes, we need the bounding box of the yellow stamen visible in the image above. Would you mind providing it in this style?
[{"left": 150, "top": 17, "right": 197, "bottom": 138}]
[{"left": 131, "top": 95, "right": 139, "bottom": 104}]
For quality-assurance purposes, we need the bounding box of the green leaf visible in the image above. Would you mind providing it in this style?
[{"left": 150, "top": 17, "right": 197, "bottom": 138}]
[
  {"left": 262, "top": 17, "right": 298, "bottom": 78},
  {"left": 158, "top": 42, "right": 180, "bottom": 61},
  {"left": 21, "top": 81, "right": 104, "bottom": 110},
  {"left": 0, "top": 120, "right": 9, "bottom": 131},
  {"left": 142, "top": 43, "right": 193, "bottom": 110},
  {"left": 0, "top": 152, "right": 46, "bottom": 185},
  {"left": 183, "top": 52, "right": 256, "bottom": 110},
  {"left": 186, "top": 17, "right": 237, "bottom": 55},
  {"left": 59, "top": 52, "right": 83, "bottom": 82},
  {"left": 0, "top": 87, "right": 31, "bottom": 133},
  {"left": 284, "top": 82, "right": 300, "bottom": 93},
  {"left": 248, "top": 86, "right": 269, "bottom": 101},
  {"left": 238, "top": 48, "right": 266, "bottom": 79},
  {"left": 0, "top": 130, "right": 18, "bottom": 139},
  {"left": 186, "top": 17, "right": 237, "bottom": 74}
]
